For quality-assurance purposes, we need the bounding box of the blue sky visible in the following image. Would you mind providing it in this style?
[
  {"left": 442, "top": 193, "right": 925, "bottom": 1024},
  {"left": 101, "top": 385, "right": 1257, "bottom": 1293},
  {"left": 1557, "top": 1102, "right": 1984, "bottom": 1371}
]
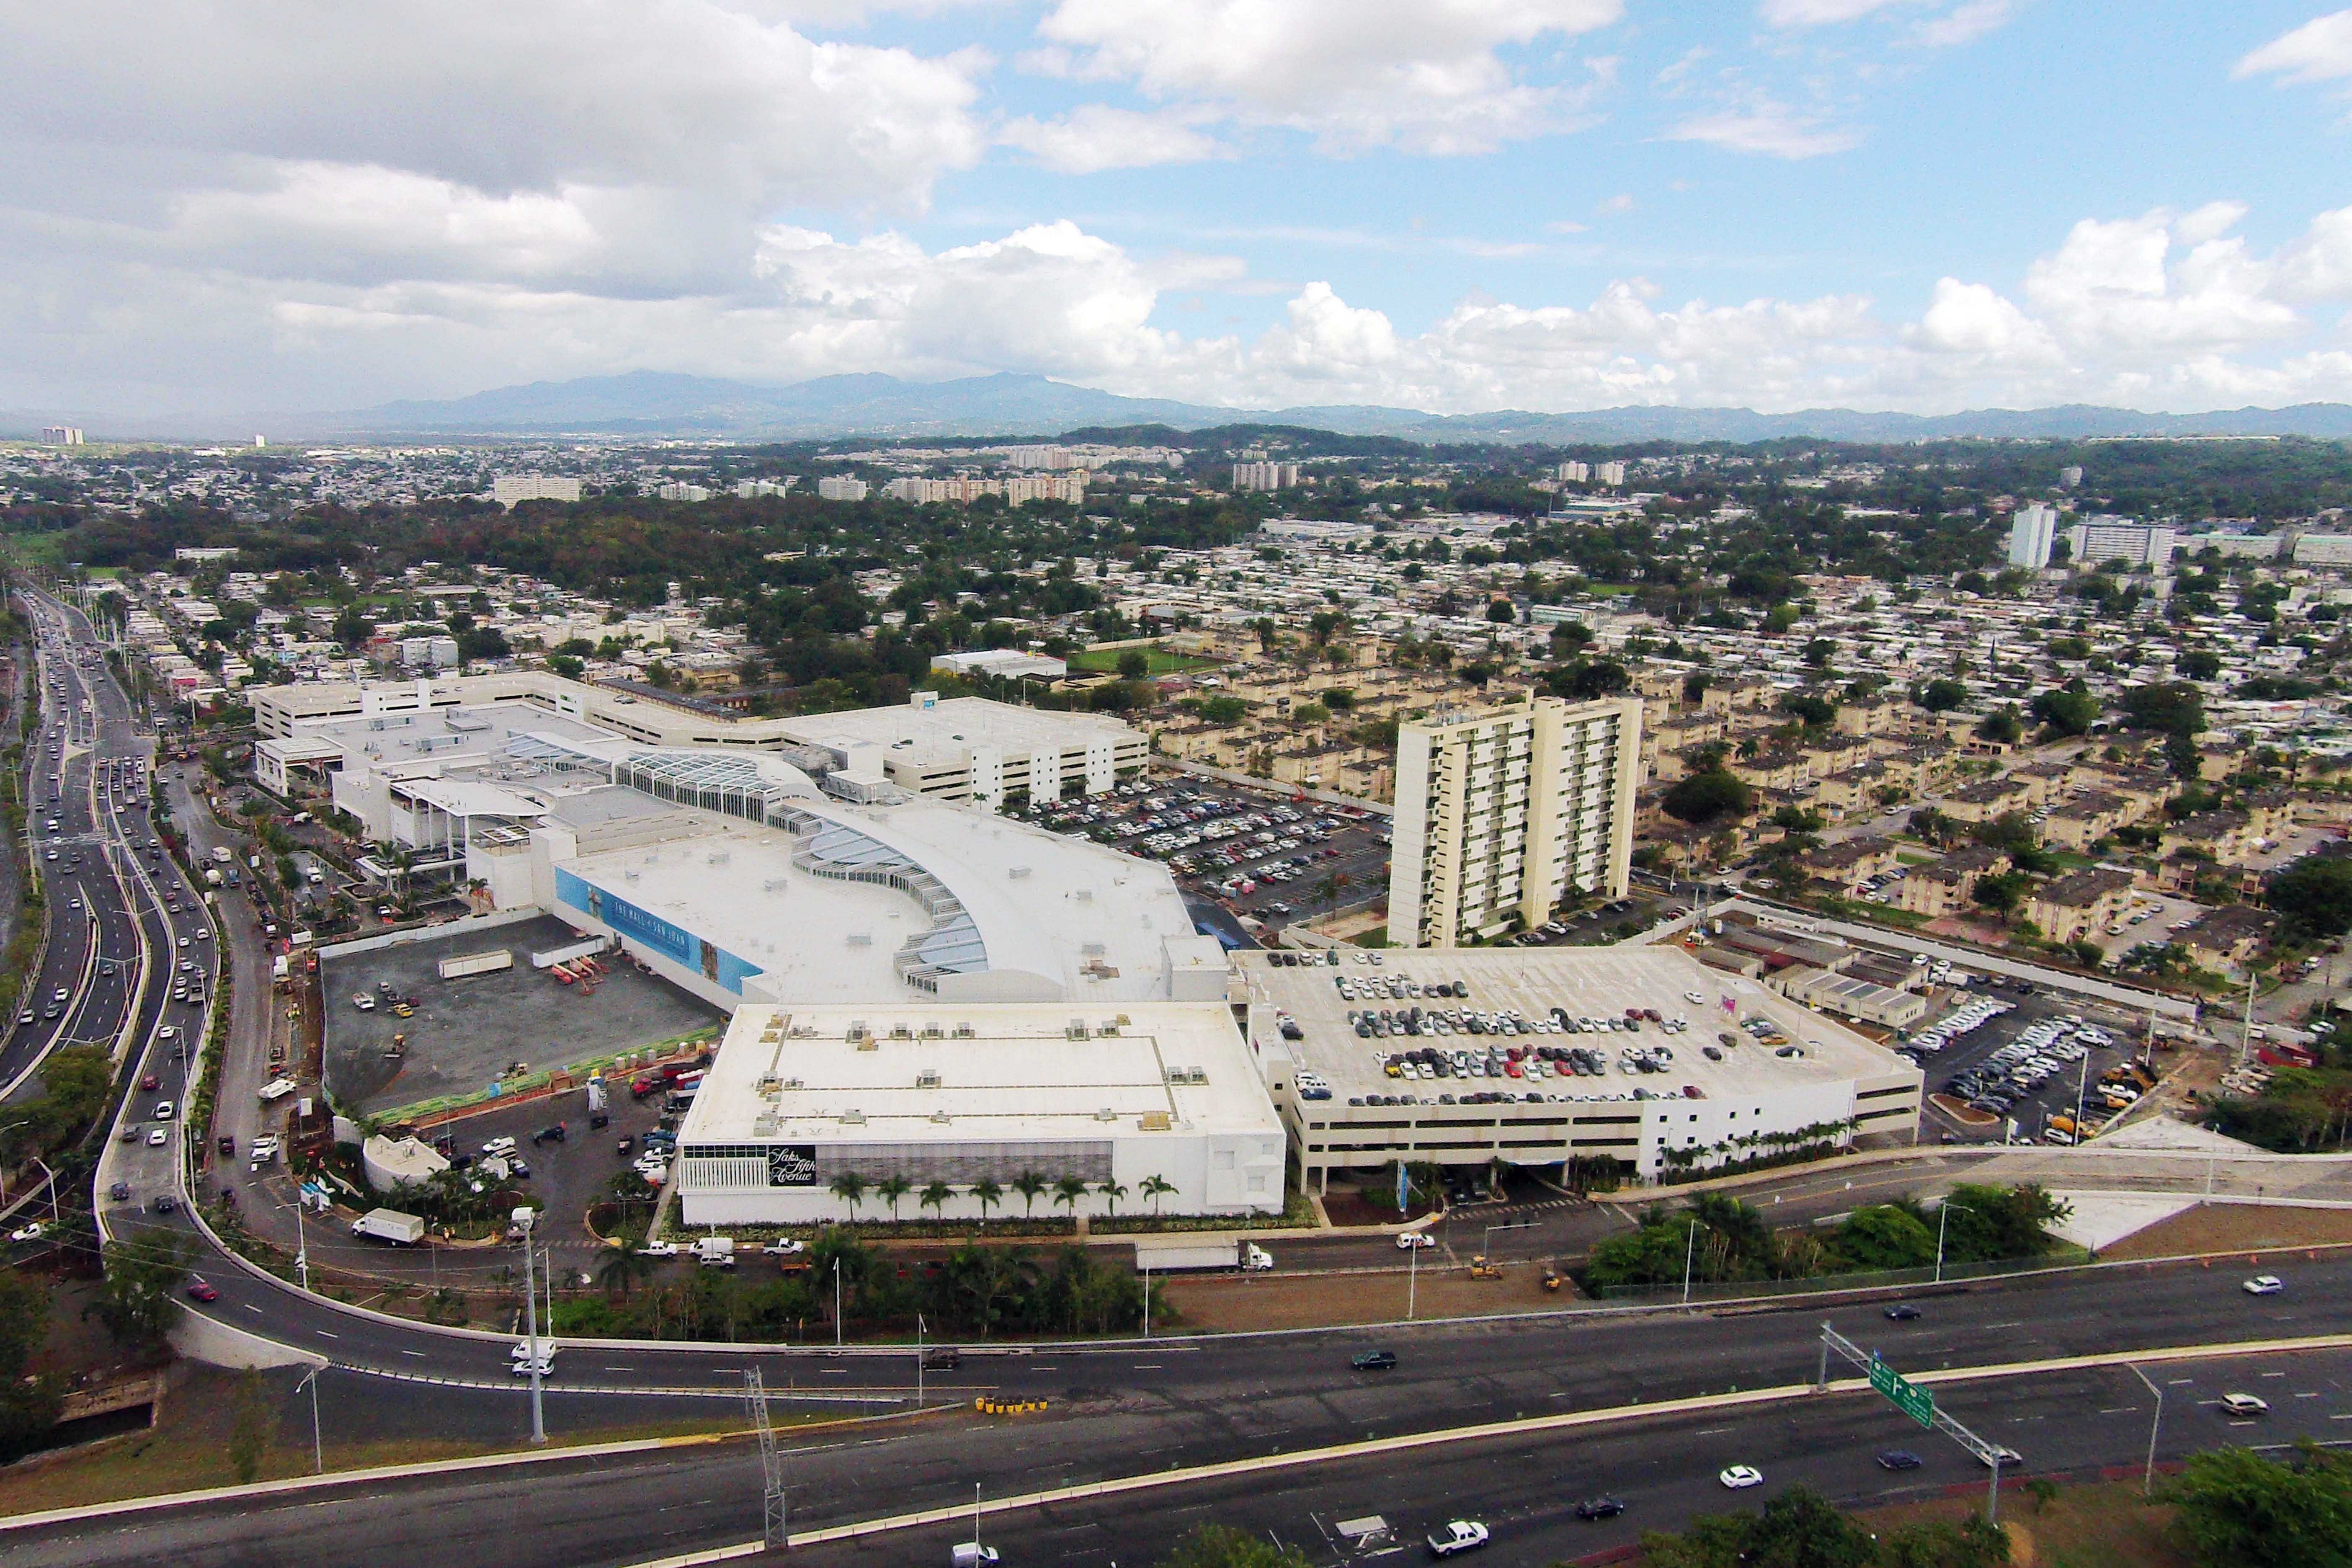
[{"left": 5, "top": 2, "right": 2351, "bottom": 418}]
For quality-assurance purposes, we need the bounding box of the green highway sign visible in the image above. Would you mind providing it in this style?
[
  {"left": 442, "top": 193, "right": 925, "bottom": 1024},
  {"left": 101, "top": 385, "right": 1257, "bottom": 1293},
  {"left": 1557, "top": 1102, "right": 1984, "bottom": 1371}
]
[{"left": 1869, "top": 1358, "right": 1935, "bottom": 1429}]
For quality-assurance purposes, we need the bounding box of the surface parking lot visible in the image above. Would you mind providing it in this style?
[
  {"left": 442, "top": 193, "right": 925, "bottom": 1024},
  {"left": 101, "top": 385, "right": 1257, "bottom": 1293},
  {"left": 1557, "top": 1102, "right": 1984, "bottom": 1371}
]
[
  {"left": 1894, "top": 982, "right": 2152, "bottom": 1143},
  {"left": 1011, "top": 774, "right": 1393, "bottom": 936}
]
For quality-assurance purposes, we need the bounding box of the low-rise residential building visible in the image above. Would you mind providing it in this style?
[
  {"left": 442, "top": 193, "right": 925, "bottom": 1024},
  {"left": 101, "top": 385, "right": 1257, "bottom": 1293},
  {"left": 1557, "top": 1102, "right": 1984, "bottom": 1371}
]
[
  {"left": 2026, "top": 867, "right": 2138, "bottom": 946},
  {"left": 2041, "top": 789, "right": 2135, "bottom": 851}
]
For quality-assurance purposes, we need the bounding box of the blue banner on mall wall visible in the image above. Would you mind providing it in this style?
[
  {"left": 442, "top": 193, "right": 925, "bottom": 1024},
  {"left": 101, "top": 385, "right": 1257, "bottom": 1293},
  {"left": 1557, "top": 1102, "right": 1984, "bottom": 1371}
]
[{"left": 554, "top": 868, "right": 763, "bottom": 995}]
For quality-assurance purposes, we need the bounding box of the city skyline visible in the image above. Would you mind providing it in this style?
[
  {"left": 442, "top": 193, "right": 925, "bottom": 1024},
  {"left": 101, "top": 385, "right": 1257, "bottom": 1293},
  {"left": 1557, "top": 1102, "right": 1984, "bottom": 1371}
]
[{"left": 6, "top": 3, "right": 2352, "bottom": 421}]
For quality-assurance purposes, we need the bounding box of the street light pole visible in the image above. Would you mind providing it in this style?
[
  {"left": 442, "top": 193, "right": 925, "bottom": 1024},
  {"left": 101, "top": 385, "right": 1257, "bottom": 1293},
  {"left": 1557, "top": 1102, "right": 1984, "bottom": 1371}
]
[
  {"left": 1934, "top": 1201, "right": 1973, "bottom": 1285},
  {"left": 833, "top": 1258, "right": 843, "bottom": 1349},
  {"left": 916, "top": 1312, "right": 925, "bottom": 1411},
  {"left": 297, "top": 1365, "right": 323, "bottom": 1474},
  {"left": 2128, "top": 1363, "right": 2164, "bottom": 1497},
  {"left": 1407, "top": 1236, "right": 1418, "bottom": 1321},
  {"left": 515, "top": 1206, "right": 545, "bottom": 1446},
  {"left": 1681, "top": 1220, "right": 1711, "bottom": 1306}
]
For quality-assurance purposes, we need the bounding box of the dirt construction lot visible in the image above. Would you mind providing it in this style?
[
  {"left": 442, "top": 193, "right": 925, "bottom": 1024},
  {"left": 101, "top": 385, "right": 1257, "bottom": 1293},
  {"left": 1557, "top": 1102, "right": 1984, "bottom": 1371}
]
[
  {"left": 2100, "top": 1201, "right": 2352, "bottom": 1261},
  {"left": 1161, "top": 1262, "right": 1579, "bottom": 1333}
]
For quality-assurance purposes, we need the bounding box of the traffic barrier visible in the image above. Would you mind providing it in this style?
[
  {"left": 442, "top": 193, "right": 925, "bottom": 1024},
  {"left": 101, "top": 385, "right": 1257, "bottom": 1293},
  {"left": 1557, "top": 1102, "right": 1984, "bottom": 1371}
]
[{"left": 974, "top": 1396, "right": 1047, "bottom": 1415}]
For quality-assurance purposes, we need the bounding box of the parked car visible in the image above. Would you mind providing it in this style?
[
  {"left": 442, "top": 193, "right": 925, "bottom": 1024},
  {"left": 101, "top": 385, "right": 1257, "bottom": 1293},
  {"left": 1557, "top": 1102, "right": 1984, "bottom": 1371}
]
[
  {"left": 1351, "top": 1349, "right": 1400, "bottom": 1371},
  {"left": 1875, "top": 1449, "right": 1923, "bottom": 1470},
  {"left": 1883, "top": 1303, "right": 1921, "bottom": 1321},
  {"left": 1395, "top": 1232, "right": 1436, "bottom": 1250},
  {"left": 1425, "top": 1520, "right": 1489, "bottom": 1557},
  {"left": 2244, "top": 1274, "right": 2285, "bottom": 1296},
  {"left": 1573, "top": 1497, "right": 1627, "bottom": 1521}
]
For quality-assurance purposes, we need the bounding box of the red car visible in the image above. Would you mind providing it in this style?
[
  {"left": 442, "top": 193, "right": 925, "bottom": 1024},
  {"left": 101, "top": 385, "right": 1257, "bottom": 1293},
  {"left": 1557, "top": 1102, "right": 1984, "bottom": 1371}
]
[
  {"left": 185, "top": 1277, "right": 219, "bottom": 1303},
  {"left": 140, "top": 1072, "right": 160, "bottom": 1091}
]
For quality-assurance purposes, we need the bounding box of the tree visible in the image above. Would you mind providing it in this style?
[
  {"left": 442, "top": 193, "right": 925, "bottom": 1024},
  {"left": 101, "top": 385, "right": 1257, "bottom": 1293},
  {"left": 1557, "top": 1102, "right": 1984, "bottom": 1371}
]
[
  {"left": 1741, "top": 1487, "right": 1877, "bottom": 1568},
  {"left": 2269, "top": 854, "right": 2352, "bottom": 939},
  {"left": 1914, "top": 678, "right": 1968, "bottom": 712},
  {"left": 1803, "top": 637, "right": 1837, "bottom": 669},
  {"left": 1012, "top": 1170, "right": 1048, "bottom": 1220},
  {"left": 90, "top": 1233, "right": 191, "bottom": 1351},
  {"left": 1485, "top": 598, "right": 1515, "bottom": 624},
  {"left": 2179, "top": 648, "right": 2224, "bottom": 681},
  {"left": 920, "top": 1179, "right": 954, "bottom": 1223},
  {"left": 1974, "top": 705, "right": 2023, "bottom": 744},
  {"left": 2030, "top": 678, "right": 2099, "bottom": 737},
  {"left": 1548, "top": 658, "right": 1630, "bottom": 699},
  {"left": 1663, "top": 769, "right": 1754, "bottom": 825},
  {"left": 1097, "top": 1177, "right": 1128, "bottom": 1219},
  {"left": 2166, "top": 1442, "right": 2352, "bottom": 1568},
  {"left": 1781, "top": 693, "right": 1837, "bottom": 728},
  {"left": 1117, "top": 649, "right": 1151, "bottom": 681},
  {"left": 1052, "top": 1174, "right": 1089, "bottom": 1222},
  {"left": 971, "top": 1177, "right": 1003, "bottom": 1223},
  {"left": 1834, "top": 1204, "right": 1937, "bottom": 1269},
  {"left": 596, "top": 1244, "right": 657, "bottom": 1297},
  {"left": 1552, "top": 620, "right": 1594, "bottom": 657},
  {"left": 876, "top": 1173, "right": 912, "bottom": 1222},
  {"left": 1682, "top": 671, "right": 1711, "bottom": 704},
  {"left": 1973, "top": 872, "right": 2030, "bottom": 920},
  {"left": 228, "top": 1370, "right": 272, "bottom": 1483},
  {"left": 1155, "top": 1522, "right": 1312, "bottom": 1568},
  {"left": 1139, "top": 1173, "right": 1178, "bottom": 1217},
  {"left": 828, "top": 1170, "right": 867, "bottom": 1222},
  {"left": 0, "top": 1272, "right": 59, "bottom": 1462}
]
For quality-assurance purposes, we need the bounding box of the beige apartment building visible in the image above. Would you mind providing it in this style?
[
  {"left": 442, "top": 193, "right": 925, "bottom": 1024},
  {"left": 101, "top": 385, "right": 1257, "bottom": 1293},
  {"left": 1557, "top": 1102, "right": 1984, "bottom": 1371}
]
[{"left": 1387, "top": 693, "right": 1643, "bottom": 947}]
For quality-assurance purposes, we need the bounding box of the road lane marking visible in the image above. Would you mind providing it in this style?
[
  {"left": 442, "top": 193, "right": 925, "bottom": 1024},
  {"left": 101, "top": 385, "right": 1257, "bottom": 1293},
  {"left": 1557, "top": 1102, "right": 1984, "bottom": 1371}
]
[
  {"left": 316, "top": 1330, "right": 338, "bottom": 1339},
  {"left": 401, "top": 1350, "right": 425, "bottom": 1358}
]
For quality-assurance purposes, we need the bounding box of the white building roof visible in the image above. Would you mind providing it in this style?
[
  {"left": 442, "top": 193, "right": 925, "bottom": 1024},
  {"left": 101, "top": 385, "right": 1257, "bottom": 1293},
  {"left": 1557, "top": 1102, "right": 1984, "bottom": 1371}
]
[
  {"left": 683, "top": 1002, "right": 1277, "bottom": 1147},
  {"left": 1242, "top": 946, "right": 1914, "bottom": 1104},
  {"left": 780, "top": 695, "right": 1135, "bottom": 766}
]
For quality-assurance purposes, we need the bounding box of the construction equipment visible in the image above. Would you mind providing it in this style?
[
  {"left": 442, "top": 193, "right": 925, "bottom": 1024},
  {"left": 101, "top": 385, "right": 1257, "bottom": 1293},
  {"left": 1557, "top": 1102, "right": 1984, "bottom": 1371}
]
[
  {"left": 1467, "top": 1254, "right": 1502, "bottom": 1280},
  {"left": 1542, "top": 1265, "right": 1563, "bottom": 1292}
]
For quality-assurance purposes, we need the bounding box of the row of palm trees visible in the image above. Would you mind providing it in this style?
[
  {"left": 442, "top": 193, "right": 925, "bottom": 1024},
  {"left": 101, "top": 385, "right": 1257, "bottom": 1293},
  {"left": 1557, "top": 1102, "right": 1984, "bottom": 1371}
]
[{"left": 825, "top": 1169, "right": 1179, "bottom": 1225}]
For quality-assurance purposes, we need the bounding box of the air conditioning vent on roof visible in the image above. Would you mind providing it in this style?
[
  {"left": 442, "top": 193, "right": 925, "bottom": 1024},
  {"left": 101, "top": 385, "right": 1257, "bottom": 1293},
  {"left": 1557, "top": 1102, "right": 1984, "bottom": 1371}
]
[
  {"left": 890, "top": 1024, "right": 913, "bottom": 1039},
  {"left": 1066, "top": 1020, "right": 1089, "bottom": 1039},
  {"left": 839, "top": 1109, "right": 864, "bottom": 1125},
  {"left": 920, "top": 1024, "right": 943, "bottom": 1038},
  {"left": 953, "top": 1023, "right": 975, "bottom": 1038},
  {"left": 931, "top": 1110, "right": 952, "bottom": 1124},
  {"left": 1008, "top": 865, "right": 1031, "bottom": 879},
  {"left": 1096, "top": 1107, "right": 1119, "bottom": 1122},
  {"left": 846, "top": 931, "right": 872, "bottom": 946},
  {"left": 1098, "top": 1020, "right": 1119, "bottom": 1036},
  {"left": 846, "top": 1020, "right": 867, "bottom": 1041},
  {"left": 1139, "top": 1112, "right": 1171, "bottom": 1132},
  {"left": 916, "top": 1069, "right": 941, "bottom": 1088}
]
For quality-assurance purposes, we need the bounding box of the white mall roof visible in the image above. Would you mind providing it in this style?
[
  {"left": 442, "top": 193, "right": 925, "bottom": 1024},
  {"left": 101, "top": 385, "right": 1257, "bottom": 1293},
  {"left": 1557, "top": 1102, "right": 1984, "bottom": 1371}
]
[
  {"left": 780, "top": 695, "right": 1135, "bottom": 764},
  {"left": 684, "top": 1002, "right": 1277, "bottom": 1146}
]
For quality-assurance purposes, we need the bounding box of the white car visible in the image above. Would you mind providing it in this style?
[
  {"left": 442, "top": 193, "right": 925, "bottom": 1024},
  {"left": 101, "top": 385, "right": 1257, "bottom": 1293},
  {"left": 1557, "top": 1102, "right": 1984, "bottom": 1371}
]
[
  {"left": 482, "top": 1136, "right": 518, "bottom": 1158},
  {"left": 1425, "top": 1521, "right": 1490, "bottom": 1557},
  {"left": 7, "top": 1222, "right": 46, "bottom": 1244},
  {"left": 760, "top": 1238, "right": 807, "bottom": 1256},
  {"left": 1396, "top": 1232, "right": 1437, "bottom": 1250},
  {"left": 146, "top": 1127, "right": 168, "bottom": 1146},
  {"left": 2244, "top": 1274, "right": 2285, "bottom": 1296},
  {"left": 1718, "top": 1465, "right": 1764, "bottom": 1490},
  {"left": 2219, "top": 1392, "right": 2270, "bottom": 1417},
  {"left": 636, "top": 1240, "right": 678, "bottom": 1258}
]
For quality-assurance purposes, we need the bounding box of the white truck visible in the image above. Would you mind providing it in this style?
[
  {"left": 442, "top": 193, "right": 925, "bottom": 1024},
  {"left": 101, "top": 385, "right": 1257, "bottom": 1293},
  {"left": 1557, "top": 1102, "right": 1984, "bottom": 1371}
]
[
  {"left": 1132, "top": 1238, "right": 1274, "bottom": 1274},
  {"left": 691, "top": 1236, "right": 737, "bottom": 1268},
  {"left": 258, "top": 1076, "right": 299, "bottom": 1102},
  {"left": 352, "top": 1209, "right": 427, "bottom": 1246},
  {"left": 209, "top": 846, "right": 233, "bottom": 865}
]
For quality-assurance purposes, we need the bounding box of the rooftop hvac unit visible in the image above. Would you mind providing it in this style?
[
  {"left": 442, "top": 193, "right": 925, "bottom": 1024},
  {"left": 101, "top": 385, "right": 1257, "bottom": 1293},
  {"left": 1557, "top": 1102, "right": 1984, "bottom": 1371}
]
[
  {"left": 1073, "top": 888, "right": 1093, "bottom": 903},
  {"left": 707, "top": 851, "right": 731, "bottom": 866},
  {"left": 839, "top": 1109, "right": 865, "bottom": 1125},
  {"left": 624, "top": 870, "right": 638, "bottom": 882},
  {"left": 756, "top": 1074, "right": 781, "bottom": 1094},
  {"left": 763, "top": 877, "right": 787, "bottom": 893},
  {"left": 916, "top": 1069, "right": 941, "bottom": 1088},
  {"left": 1008, "top": 865, "right": 1032, "bottom": 879},
  {"left": 846, "top": 930, "right": 872, "bottom": 946},
  {"left": 920, "top": 1024, "right": 943, "bottom": 1038},
  {"left": 1096, "top": 1107, "right": 1119, "bottom": 1122},
  {"left": 846, "top": 1020, "right": 867, "bottom": 1040},
  {"left": 1082, "top": 942, "right": 1106, "bottom": 957},
  {"left": 930, "top": 1111, "right": 952, "bottom": 1124},
  {"left": 752, "top": 1114, "right": 779, "bottom": 1137},
  {"left": 1138, "top": 1112, "right": 1172, "bottom": 1132},
  {"left": 1066, "top": 1020, "right": 1090, "bottom": 1039},
  {"left": 1098, "top": 1020, "right": 1120, "bottom": 1036},
  {"left": 953, "top": 1023, "right": 975, "bottom": 1038},
  {"left": 890, "top": 1024, "right": 913, "bottom": 1039}
]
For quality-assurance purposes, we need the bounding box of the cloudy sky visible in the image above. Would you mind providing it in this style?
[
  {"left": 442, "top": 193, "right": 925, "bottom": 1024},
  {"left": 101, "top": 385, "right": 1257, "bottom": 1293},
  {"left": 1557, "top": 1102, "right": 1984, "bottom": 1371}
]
[{"left": 7, "top": 1, "right": 2352, "bottom": 420}]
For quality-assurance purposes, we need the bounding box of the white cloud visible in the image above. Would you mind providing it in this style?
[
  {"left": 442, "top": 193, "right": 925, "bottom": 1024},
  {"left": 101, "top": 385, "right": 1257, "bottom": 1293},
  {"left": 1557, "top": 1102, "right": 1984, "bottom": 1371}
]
[
  {"left": 1667, "top": 103, "right": 1865, "bottom": 158},
  {"left": 997, "top": 106, "right": 1226, "bottom": 173},
  {"left": 1906, "top": 278, "right": 2056, "bottom": 359},
  {"left": 1760, "top": 0, "right": 1901, "bottom": 25},
  {"left": 1029, "top": 0, "right": 1623, "bottom": 154},
  {"left": 1914, "top": 0, "right": 2014, "bottom": 47},
  {"left": 2022, "top": 205, "right": 2299, "bottom": 355},
  {"left": 2235, "top": 10, "right": 2352, "bottom": 85}
]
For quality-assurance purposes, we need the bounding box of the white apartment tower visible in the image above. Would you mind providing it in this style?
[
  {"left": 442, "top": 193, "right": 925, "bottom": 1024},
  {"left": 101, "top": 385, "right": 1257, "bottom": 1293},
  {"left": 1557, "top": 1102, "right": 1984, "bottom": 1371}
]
[
  {"left": 492, "top": 475, "right": 582, "bottom": 508},
  {"left": 1232, "top": 461, "right": 1302, "bottom": 493},
  {"left": 1386, "top": 693, "right": 1643, "bottom": 948},
  {"left": 1594, "top": 460, "right": 1628, "bottom": 487},
  {"left": 2007, "top": 503, "right": 2057, "bottom": 569},
  {"left": 2066, "top": 518, "right": 2176, "bottom": 569}
]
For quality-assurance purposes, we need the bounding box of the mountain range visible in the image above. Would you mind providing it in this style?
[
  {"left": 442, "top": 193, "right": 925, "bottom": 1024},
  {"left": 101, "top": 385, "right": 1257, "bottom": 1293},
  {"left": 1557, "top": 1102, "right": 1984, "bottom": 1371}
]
[{"left": 15, "top": 370, "right": 2352, "bottom": 445}]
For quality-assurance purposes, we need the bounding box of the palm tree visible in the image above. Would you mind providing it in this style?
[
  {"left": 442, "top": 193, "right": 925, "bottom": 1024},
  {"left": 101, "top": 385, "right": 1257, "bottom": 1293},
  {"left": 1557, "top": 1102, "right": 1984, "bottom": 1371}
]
[
  {"left": 1012, "top": 1170, "right": 1048, "bottom": 1221},
  {"left": 1052, "top": 1175, "right": 1088, "bottom": 1223},
  {"left": 1137, "top": 1174, "right": 1177, "bottom": 1217},
  {"left": 919, "top": 1179, "right": 953, "bottom": 1224},
  {"left": 596, "top": 1245, "right": 655, "bottom": 1297},
  {"left": 971, "top": 1177, "right": 1003, "bottom": 1225},
  {"left": 1096, "top": 1177, "right": 1128, "bottom": 1220},
  {"left": 829, "top": 1170, "right": 867, "bottom": 1222},
  {"left": 876, "top": 1173, "right": 911, "bottom": 1223}
]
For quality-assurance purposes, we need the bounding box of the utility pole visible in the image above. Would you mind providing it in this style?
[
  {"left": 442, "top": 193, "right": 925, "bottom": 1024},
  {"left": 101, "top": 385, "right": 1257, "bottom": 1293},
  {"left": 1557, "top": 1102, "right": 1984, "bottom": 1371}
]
[
  {"left": 1681, "top": 1220, "right": 1711, "bottom": 1306},
  {"left": 297, "top": 1365, "right": 323, "bottom": 1473},
  {"left": 2127, "top": 1362, "right": 2164, "bottom": 1497},
  {"left": 1407, "top": 1235, "right": 1418, "bottom": 1321},
  {"left": 916, "top": 1313, "right": 926, "bottom": 1411},
  {"left": 1935, "top": 1202, "right": 1972, "bottom": 1285},
  {"left": 515, "top": 1206, "right": 545, "bottom": 1445}
]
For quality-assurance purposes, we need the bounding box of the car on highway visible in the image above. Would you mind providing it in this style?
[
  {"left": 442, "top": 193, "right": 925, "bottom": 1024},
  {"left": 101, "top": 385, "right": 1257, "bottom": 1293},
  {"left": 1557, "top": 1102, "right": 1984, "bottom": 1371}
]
[
  {"left": 1980, "top": 1447, "right": 2023, "bottom": 1470},
  {"left": 2219, "top": 1393, "right": 2270, "bottom": 1417},
  {"left": 6, "top": 1222, "right": 46, "bottom": 1244},
  {"left": 1875, "top": 1449, "right": 1924, "bottom": 1470},
  {"left": 1883, "top": 1302, "right": 1921, "bottom": 1321},
  {"left": 760, "top": 1238, "right": 806, "bottom": 1256},
  {"left": 108, "top": 1181, "right": 130, "bottom": 1202},
  {"left": 531, "top": 1123, "right": 568, "bottom": 1145},
  {"left": 14, "top": 1010, "right": 29, "bottom": 1026},
  {"left": 152, "top": 1100, "right": 175, "bottom": 1120},
  {"left": 1425, "top": 1520, "right": 1489, "bottom": 1557},
  {"left": 2244, "top": 1274, "right": 2285, "bottom": 1295},
  {"left": 1718, "top": 1466, "right": 1764, "bottom": 1490},
  {"left": 1396, "top": 1232, "right": 1436, "bottom": 1250},
  {"left": 145, "top": 1128, "right": 167, "bottom": 1146},
  {"left": 1573, "top": 1497, "right": 1627, "bottom": 1521},
  {"left": 139, "top": 1072, "right": 160, "bottom": 1091},
  {"left": 1350, "top": 1349, "right": 1399, "bottom": 1371},
  {"left": 637, "top": 1240, "right": 679, "bottom": 1258}
]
